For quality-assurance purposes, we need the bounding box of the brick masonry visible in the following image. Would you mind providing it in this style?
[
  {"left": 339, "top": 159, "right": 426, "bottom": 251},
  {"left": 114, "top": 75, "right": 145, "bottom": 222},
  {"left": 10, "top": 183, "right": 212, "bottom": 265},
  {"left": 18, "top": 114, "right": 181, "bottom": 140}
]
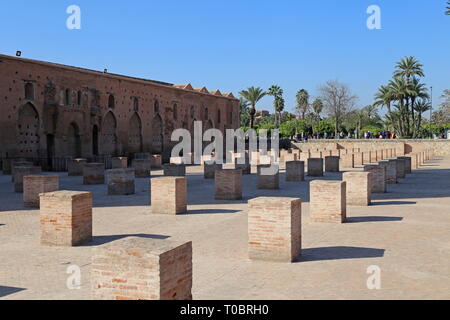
[
  {"left": 83, "top": 163, "right": 105, "bottom": 185},
  {"left": 68, "top": 158, "right": 87, "bottom": 176},
  {"left": 340, "top": 153, "right": 354, "bottom": 169},
  {"left": 363, "top": 164, "right": 386, "bottom": 193},
  {"left": 248, "top": 197, "right": 302, "bottom": 262},
  {"left": 23, "top": 175, "right": 59, "bottom": 207},
  {"left": 395, "top": 158, "right": 406, "bottom": 178},
  {"left": 40, "top": 190, "right": 92, "bottom": 246},
  {"left": 309, "top": 180, "right": 346, "bottom": 223},
  {"left": 307, "top": 158, "right": 324, "bottom": 177},
  {"left": 325, "top": 156, "right": 340, "bottom": 172},
  {"left": 91, "top": 237, "right": 192, "bottom": 300},
  {"left": 163, "top": 164, "right": 186, "bottom": 177},
  {"left": 379, "top": 160, "right": 397, "bottom": 184},
  {"left": 286, "top": 161, "right": 305, "bottom": 182},
  {"left": 203, "top": 162, "right": 223, "bottom": 179},
  {"left": 132, "top": 159, "right": 152, "bottom": 178},
  {"left": 151, "top": 177, "right": 187, "bottom": 215},
  {"left": 215, "top": 169, "right": 242, "bottom": 200},
  {"left": 13, "top": 166, "right": 42, "bottom": 193},
  {"left": 151, "top": 155, "right": 162, "bottom": 169},
  {"left": 106, "top": 168, "right": 135, "bottom": 195},
  {"left": 343, "top": 172, "right": 372, "bottom": 206},
  {"left": 111, "top": 157, "right": 128, "bottom": 169},
  {"left": 257, "top": 165, "right": 279, "bottom": 189}
]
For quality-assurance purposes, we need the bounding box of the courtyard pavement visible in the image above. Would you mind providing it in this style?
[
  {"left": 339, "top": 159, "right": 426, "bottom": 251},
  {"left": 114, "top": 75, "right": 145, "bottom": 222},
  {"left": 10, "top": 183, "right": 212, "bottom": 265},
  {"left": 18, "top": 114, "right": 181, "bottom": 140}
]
[{"left": 0, "top": 157, "right": 449, "bottom": 300}]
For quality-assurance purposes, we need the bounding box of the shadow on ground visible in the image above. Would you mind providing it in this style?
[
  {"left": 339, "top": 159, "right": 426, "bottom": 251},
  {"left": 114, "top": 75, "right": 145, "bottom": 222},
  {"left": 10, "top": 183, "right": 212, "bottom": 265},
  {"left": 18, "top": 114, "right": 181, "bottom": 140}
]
[
  {"left": 86, "top": 233, "right": 170, "bottom": 246},
  {"left": 346, "top": 216, "right": 403, "bottom": 223},
  {"left": 298, "top": 246, "right": 385, "bottom": 262},
  {"left": 0, "top": 286, "right": 26, "bottom": 298}
]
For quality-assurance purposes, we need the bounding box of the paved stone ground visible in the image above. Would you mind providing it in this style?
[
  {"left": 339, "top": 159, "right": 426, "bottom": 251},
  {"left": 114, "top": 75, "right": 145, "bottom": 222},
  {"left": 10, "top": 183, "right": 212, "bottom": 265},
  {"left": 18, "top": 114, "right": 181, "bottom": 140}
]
[{"left": 1, "top": 157, "right": 449, "bottom": 300}]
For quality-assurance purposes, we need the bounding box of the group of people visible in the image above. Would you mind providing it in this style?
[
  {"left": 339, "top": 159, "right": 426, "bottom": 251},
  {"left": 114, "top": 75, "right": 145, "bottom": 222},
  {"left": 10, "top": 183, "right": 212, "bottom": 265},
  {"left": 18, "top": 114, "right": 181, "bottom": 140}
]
[{"left": 294, "top": 131, "right": 398, "bottom": 141}]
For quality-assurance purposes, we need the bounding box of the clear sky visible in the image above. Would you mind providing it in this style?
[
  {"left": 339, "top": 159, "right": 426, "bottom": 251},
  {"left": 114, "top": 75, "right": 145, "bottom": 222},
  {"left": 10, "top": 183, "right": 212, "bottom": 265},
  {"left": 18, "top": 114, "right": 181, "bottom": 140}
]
[{"left": 0, "top": 0, "right": 448, "bottom": 114}]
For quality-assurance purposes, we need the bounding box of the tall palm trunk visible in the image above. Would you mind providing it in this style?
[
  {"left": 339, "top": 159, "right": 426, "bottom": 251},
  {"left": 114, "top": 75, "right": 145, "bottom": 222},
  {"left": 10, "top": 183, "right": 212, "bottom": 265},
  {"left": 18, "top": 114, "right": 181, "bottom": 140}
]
[{"left": 249, "top": 106, "right": 256, "bottom": 129}]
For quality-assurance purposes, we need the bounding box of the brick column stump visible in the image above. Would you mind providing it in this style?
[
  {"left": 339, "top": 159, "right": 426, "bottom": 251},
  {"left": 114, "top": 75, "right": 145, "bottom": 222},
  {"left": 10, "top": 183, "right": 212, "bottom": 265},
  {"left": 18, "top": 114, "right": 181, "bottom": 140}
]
[
  {"left": 215, "top": 169, "right": 242, "bottom": 200},
  {"left": 248, "top": 197, "right": 302, "bottom": 262},
  {"left": 14, "top": 166, "right": 42, "bottom": 193},
  {"left": 111, "top": 157, "right": 128, "bottom": 169},
  {"left": 83, "top": 163, "right": 105, "bottom": 185},
  {"left": 325, "top": 156, "right": 340, "bottom": 172},
  {"left": 257, "top": 164, "right": 279, "bottom": 189},
  {"left": 307, "top": 158, "right": 324, "bottom": 177},
  {"left": 203, "top": 162, "right": 223, "bottom": 179},
  {"left": 106, "top": 168, "right": 135, "bottom": 195},
  {"left": 151, "top": 155, "right": 162, "bottom": 169},
  {"left": 380, "top": 160, "right": 397, "bottom": 184},
  {"left": 91, "top": 237, "right": 192, "bottom": 300},
  {"left": 68, "top": 158, "right": 87, "bottom": 176},
  {"left": 309, "top": 180, "right": 346, "bottom": 223},
  {"left": 163, "top": 164, "right": 186, "bottom": 176},
  {"left": 40, "top": 191, "right": 92, "bottom": 246},
  {"left": 364, "top": 164, "right": 386, "bottom": 193},
  {"left": 286, "top": 161, "right": 305, "bottom": 182},
  {"left": 151, "top": 177, "right": 187, "bottom": 215},
  {"left": 343, "top": 172, "right": 372, "bottom": 206},
  {"left": 132, "top": 159, "right": 152, "bottom": 178},
  {"left": 11, "top": 161, "right": 34, "bottom": 181},
  {"left": 234, "top": 158, "right": 251, "bottom": 175},
  {"left": 354, "top": 153, "right": 363, "bottom": 166},
  {"left": 398, "top": 156, "right": 411, "bottom": 174},
  {"left": 394, "top": 158, "right": 406, "bottom": 179},
  {"left": 340, "top": 153, "right": 354, "bottom": 169},
  {"left": 23, "top": 175, "right": 59, "bottom": 207}
]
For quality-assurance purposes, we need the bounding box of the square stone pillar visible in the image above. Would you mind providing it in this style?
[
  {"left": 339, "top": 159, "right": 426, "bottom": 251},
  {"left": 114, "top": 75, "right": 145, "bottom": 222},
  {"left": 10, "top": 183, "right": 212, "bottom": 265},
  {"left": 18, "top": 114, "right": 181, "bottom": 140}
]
[
  {"left": 309, "top": 180, "right": 346, "bottom": 223},
  {"left": 364, "top": 164, "right": 386, "bottom": 193},
  {"left": 257, "top": 164, "right": 279, "bottom": 189},
  {"left": 2, "top": 159, "right": 12, "bottom": 174},
  {"left": 11, "top": 160, "right": 34, "bottom": 181},
  {"left": 91, "top": 237, "right": 192, "bottom": 300},
  {"left": 379, "top": 160, "right": 397, "bottom": 184},
  {"left": 151, "top": 155, "right": 162, "bottom": 169},
  {"left": 83, "top": 163, "right": 105, "bottom": 185},
  {"left": 395, "top": 158, "right": 406, "bottom": 179},
  {"left": 362, "top": 151, "right": 371, "bottom": 164},
  {"left": 286, "top": 161, "right": 305, "bottom": 182},
  {"left": 14, "top": 166, "right": 42, "bottom": 193},
  {"left": 398, "top": 156, "right": 412, "bottom": 174},
  {"left": 106, "top": 169, "right": 135, "bottom": 195},
  {"left": 340, "top": 153, "right": 354, "bottom": 169},
  {"left": 23, "top": 175, "right": 59, "bottom": 208},
  {"left": 324, "top": 156, "right": 340, "bottom": 172},
  {"left": 132, "top": 159, "right": 152, "bottom": 178},
  {"left": 215, "top": 169, "right": 242, "bottom": 200},
  {"left": 163, "top": 164, "right": 186, "bottom": 176},
  {"left": 234, "top": 157, "right": 251, "bottom": 175},
  {"left": 343, "top": 172, "right": 372, "bottom": 206},
  {"left": 370, "top": 151, "right": 377, "bottom": 163},
  {"left": 248, "top": 197, "right": 302, "bottom": 262},
  {"left": 354, "top": 153, "right": 363, "bottom": 166},
  {"left": 40, "top": 191, "right": 92, "bottom": 246},
  {"left": 203, "top": 162, "right": 223, "bottom": 179},
  {"left": 411, "top": 153, "right": 418, "bottom": 170},
  {"left": 68, "top": 158, "right": 87, "bottom": 176},
  {"left": 307, "top": 158, "right": 324, "bottom": 177},
  {"left": 151, "top": 177, "right": 187, "bottom": 215},
  {"left": 111, "top": 157, "right": 128, "bottom": 169}
]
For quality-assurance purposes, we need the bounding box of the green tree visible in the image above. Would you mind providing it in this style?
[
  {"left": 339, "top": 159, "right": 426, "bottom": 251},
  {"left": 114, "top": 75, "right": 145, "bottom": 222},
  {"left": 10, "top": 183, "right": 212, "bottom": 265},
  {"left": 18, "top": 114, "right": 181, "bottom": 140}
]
[
  {"left": 239, "top": 97, "right": 250, "bottom": 127},
  {"left": 239, "top": 87, "right": 266, "bottom": 129},
  {"left": 267, "top": 85, "right": 284, "bottom": 127},
  {"left": 295, "top": 89, "right": 310, "bottom": 120}
]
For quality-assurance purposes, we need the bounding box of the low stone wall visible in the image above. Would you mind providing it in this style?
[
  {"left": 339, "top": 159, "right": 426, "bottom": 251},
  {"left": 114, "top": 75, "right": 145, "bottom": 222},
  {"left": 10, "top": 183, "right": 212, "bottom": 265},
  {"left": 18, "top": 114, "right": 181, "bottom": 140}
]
[{"left": 292, "top": 139, "right": 450, "bottom": 156}]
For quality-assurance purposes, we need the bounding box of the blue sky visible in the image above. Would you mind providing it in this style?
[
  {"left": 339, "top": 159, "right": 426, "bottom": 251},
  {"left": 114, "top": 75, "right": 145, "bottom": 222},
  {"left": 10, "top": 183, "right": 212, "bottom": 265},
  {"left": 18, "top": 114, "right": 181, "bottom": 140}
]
[{"left": 0, "top": 0, "right": 448, "bottom": 114}]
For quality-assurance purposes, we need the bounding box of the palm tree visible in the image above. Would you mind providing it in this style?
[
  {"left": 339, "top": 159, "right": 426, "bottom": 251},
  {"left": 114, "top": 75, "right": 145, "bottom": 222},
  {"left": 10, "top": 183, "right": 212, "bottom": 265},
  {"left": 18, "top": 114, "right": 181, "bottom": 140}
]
[
  {"left": 446, "top": 0, "right": 450, "bottom": 15},
  {"left": 267, "top": 85, "right": 283, "bottom": 126},
  {"left": 311, "top": 98, "right": 323, "bottom": 119},
  {"left": 409, "top": 78, "right": 429, "bottom": 137},
  {"left": 388, "top": 77, "right": 413, "bottom": 136},
  {"left": 394, "top": 56, "right": 425, "bottom": 80},
  {"left": 374, "top": 85, "right": 393, "bottom": 114},
  {"left": 414, "top": 99, "right": 431, "bottom": 135},
  {"left": 296, "top": 89, "right": 310, "bottom": 120},
  {"left": 239, "top": 87, "right": 266, "bottom": 129}
]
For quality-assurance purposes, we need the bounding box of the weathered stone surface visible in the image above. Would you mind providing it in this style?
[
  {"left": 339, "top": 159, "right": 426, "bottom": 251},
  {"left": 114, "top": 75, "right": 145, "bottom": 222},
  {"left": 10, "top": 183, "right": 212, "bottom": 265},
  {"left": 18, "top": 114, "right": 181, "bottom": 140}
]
[
  {"left": 203, "top": 162, "right": 223, "bottom": 179},
  {"left": 257, "top": 164, "right": 279, "bottom": 189},
  {"left": 343, "top": 172, "right": 372, "bottom": 206},
  {"left": 91, "top": 237, "right": 192, "bottom": 300},
  {"left": 163, "top": 164, "right": 186, "bottom": 176},
  {"left": 40, "top": 190, "right": 92, "bottom": 246},
  {"left": 286, "top": 161, "right": 305, "bottom": 182},
  {"left": 23, "top": 175, "right": 59, "bottom": 207},
  {"left": 106, "top": 168, "right": 135, "bottom": 195},
  {"left": 325, "top": 156, "right": 340, "bottom": 172},
  {"left": 68, "top": 159, "right": 87, "bottom": 176},
  {"left": 248, "top": 197, "right": 302, "bottom": 262},
  {"left": 307, "top": 158, "right": 324, "bottom": 177},
  {"left": 13, "top": 166, "right": 42, "bottom": 193},
  {"left": 309, "top": 180, "right": 346, "bottom": 223},
  {"left": 340, "top": 153, "right": 354, "bottom": 169},
  {"left": 151, "top": 177, "right": 187, "bottom": 215},
  {"left": 215, "top": 169, "right": 242, "bottom": 200},
  {"left": 364, "top": 164, "right": 386, "bottom": 193},
  {"left": 132, "top": 159, "right": 151, "bottom": 178},
  {"left": 111, "top": 157, "right": 128, "bottom": 169},
  {"left": 83, "top": 163, "right": 105, "bottom": 185},
  {"left": 379, "top": 160, "right": 397, "bottom": 184}
]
